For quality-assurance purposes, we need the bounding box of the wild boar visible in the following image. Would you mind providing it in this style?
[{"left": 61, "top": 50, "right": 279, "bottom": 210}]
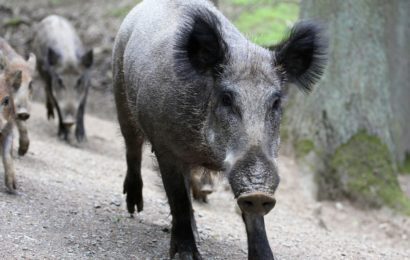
[
  {"left": 32, "top": 15, "right": 93, "bottom": 142},
  {"left": 0, "top": 52, "right": 17, "bottom": 193},
  {"left": 113, "top": 0, "right": 327, "bottom": 259},
  {"left": 0, "top": 37, "right": 36, "bottom": 156},
  {"left": 190, "top": 168, "right": 216, "bottom": 203}
]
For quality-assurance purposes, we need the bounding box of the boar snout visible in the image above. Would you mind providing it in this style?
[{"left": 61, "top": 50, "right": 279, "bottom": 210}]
[
  {"left": 62, "top": 115, "right": 75, "bottom": 129},
  {"left": 227, "top": 146, "right": 280, "bottom": 205},
  {"left": 238, "top": 192, "right": 276, "bottom": 216},
  {"left": 17, "top": 108, "right": 30, "bottom": 121}
]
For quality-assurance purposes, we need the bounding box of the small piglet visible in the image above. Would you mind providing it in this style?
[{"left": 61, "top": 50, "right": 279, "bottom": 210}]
[
  {"left": 33, "top": 15, "right": 93, "bottom": 142},
  {"left": 0, "top": 37, "right": 36, "bottom": 155},
  {"left": 0, "top": 52, "right": 17, "bottom": 192}
]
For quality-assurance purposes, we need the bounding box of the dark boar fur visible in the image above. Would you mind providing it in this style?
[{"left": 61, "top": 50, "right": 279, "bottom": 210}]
[{"left": 113, "top": 0, "right": 327, "bottom": 259}]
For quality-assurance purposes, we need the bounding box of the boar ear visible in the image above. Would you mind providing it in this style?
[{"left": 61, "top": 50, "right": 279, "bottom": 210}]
[
  {"left": 27, "top": 53, "right": 37, "bottom": 72},
  {"left": 274, "top": 21, "right": 328, "bottom": 92},
  {"left": 81, "top": 49, "right": 93, "bottom": 68},
  {"left": 48, "top": 48, "right": 60, "bottom": 66},
  {"left": 9, "top": 70, "right": 22, "bottom": 89},
  {"left": 175, "top": 9, "right": 228, "bottom": 79}
]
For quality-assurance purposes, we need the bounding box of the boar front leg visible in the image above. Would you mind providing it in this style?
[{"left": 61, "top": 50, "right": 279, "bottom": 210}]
[
  {"left": 42, "top": 70, "right": 55, "bottom": 120},
  {"left": 156, "top": 151, "right": 201, "bottom": 260},
  {"left": 242, "top": 214, "right": 274, "bottom": 260},
  {"left": 75, "top": 96, "right": 87, "bottom": 142},
  {"left": 2, "top": 134, "right": 16, "bottom": 193},
  {"left": 46, "top": 95, "right": 55, "bottom": 120},
  {"left": 55, "top": 106, "right": 69, "bottom": 141},
  {"left": 15, "top": 119, "right": 29, "bottom": 156}
]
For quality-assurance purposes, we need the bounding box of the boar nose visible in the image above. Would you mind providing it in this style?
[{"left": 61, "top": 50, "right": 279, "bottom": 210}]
[
  {"left": 63, "top": 121, "right": 75, "bottom": 129},
  {"left": 17, "top": 112, "right": 30, "bottom": 121},
  {"left": 237, "top": 192, "right": 276, "bottom": 216},
  {"left": 63, "top": 117, "right": 75, "bottom": 129}
]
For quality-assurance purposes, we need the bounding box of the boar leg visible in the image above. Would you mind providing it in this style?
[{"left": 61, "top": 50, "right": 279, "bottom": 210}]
[
  {"left": 122, "top": 129, "right": 144, "bottom": 214},
  {"left": 75, "top": 96, "right": 87, "bottom": 142},
  {"left": 16, "top": 119, "right": 29, "bottom": 156},
  {"left": 2, "top": 134, "right": 16, "bottom": 193},
  {"left": 156, "top": 152, "right": 202, "bottom": 260},
  {"left": 242, "top": 214, "right": 274, "bottom": 260},
  {"left": 57, "top": 118, "right": 69, "bottom": 140},
  {"left": 39, "top": 66, "right": 55, "bottom": 120},
  {"left": 46, "top": 94, "right": 55, "bottom": 120},
  {"left": 114, "top": 65, "right": 144, "bottom": 213}
]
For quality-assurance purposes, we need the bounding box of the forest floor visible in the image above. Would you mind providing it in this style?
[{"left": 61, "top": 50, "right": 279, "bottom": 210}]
[
  {"left": 0, "top": 0, "right": 410, "bottom": 259},
  {"left": 0, "top": 103, "right": 409, "bottom": 260}
]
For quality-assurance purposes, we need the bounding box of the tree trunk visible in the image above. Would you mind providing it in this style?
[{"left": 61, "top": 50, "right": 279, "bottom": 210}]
[{"left": 283, "top": 0, "right": 410, "bottom": 213}]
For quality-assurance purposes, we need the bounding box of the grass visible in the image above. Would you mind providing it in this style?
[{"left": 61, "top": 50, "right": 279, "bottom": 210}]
[{"left": 229, "top": 1, "right": 299, "bottom": 46}]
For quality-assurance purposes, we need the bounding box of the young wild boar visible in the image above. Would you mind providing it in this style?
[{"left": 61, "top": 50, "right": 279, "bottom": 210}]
[
  {"left": 113, "top": 0, "right": 327, "bottom": 259},
  {"left": 190, "top": 168, "right": 216, "bottom": 203},
  {"left": 32, "top": 15, "right": 93, "bottom": 142},
  {"left": 0, "top": 37, "right": 36, "bottom": 156},
  {"left": 0, "top": 52, "right": 17, "bottom": 193}
]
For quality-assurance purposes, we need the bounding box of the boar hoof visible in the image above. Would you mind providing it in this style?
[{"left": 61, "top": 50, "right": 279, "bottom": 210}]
[
  {"left": 18, "top": 141, "right": 29, "bottom": 156},
  {"left": 5, "top": 177, "right": 17, "bottom": 194},
  {"left": 123, "top": 175, "right": 143, "bottom": 213},
  {"left": 47, "top": 109, "right": 55, "bottom": 120},
  {"left": 75, "top": 130, "right": 86, "bottom": 143},
  {"left": 170, "top": 237, "right": 202, "bottom": 260}
]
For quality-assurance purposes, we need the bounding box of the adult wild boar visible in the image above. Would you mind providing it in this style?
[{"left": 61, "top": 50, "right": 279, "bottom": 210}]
[
  {"left": 33, "top": 15, "right": 93, "bottom": 142},
  {"left": 113, "top": 0, "right": 327, "bottom": 259},
  {"left": 0, "top": 37, "right": 36, "bottom": 155},
  {"left": 0, "top": 52, "right": 17, "bottom": 192}
]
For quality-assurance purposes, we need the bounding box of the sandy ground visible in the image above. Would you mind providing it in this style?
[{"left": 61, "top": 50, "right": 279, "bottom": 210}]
[{"left": 0, "top": 102, "right": 409, "bottom": 260}]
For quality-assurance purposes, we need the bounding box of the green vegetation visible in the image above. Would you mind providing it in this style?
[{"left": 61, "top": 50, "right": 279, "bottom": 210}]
[
  {"left": 50, "top": 0, "right": 62, "bottom": 5},
  {"left": 399, "top": 152, "right": 410, "bottom": 174},
  {"left": 295, "top": 139, "right": 315, "bottom": 158},
  {"left": 107, "top": 5, "right": 135, "bottom": 18},
  {"left": 3, "top": 17, "right": 27, "bottom": 27},
  {"left": 329, "top": 130, "right": 410, "bottom": 215},
  {"left": 230, "top": 1, "right": 299, "bottom": 45}
]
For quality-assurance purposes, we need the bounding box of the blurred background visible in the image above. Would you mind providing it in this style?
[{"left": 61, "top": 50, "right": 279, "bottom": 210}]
[{"left": 0, "top": 0, "right": 409, "bottom": 259}]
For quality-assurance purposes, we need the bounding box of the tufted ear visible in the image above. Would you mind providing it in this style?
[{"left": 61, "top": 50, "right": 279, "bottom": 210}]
[
  {"left": 174, "top": 9, "right": 229, "bottom": 80},
  {"left": 8, "top": 70, "right": 22, "bottom": 89},
  {"left": 274, "top": 21, "right": 328, "bottom": 92},
  {"left": 81, "top": 49, "right": 93, "bottom": 68},
  {"left": 47, "top": 48, "right": 60, "bottom": 66}
]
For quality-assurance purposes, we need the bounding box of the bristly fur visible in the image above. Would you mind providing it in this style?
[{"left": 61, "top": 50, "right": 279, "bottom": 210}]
[
  {"left": 274, "top": 21, "right": 328, "bottom": 92},
  {"left": 174, "top": 7, "right": 229, "bottom": 82}
]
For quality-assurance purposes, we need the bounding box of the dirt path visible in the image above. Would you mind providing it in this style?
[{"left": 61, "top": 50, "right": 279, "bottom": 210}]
[{"left": 0, "top": 102, "right": 408, "bottom": 260}]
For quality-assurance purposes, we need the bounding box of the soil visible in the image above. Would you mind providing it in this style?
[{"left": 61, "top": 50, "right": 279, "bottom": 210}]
[{"left": 0, "top": 0, "right": 409, "bottom": 259}]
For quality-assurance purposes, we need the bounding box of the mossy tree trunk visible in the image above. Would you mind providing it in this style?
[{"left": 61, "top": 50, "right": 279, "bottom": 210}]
[{"left": 283, "top": 0, "right": 410, "bottom": 213}]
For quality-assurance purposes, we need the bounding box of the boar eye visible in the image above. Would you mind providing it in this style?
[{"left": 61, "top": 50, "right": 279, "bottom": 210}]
[
  {"left": 2, "top": 96, "right": 10, "bottom": 106},
  {"left": 56, "top": 76, "right": 63, "bottom": 87},
  {"left": 221, "top": 92, "right": 233, "bottom": 107}
]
